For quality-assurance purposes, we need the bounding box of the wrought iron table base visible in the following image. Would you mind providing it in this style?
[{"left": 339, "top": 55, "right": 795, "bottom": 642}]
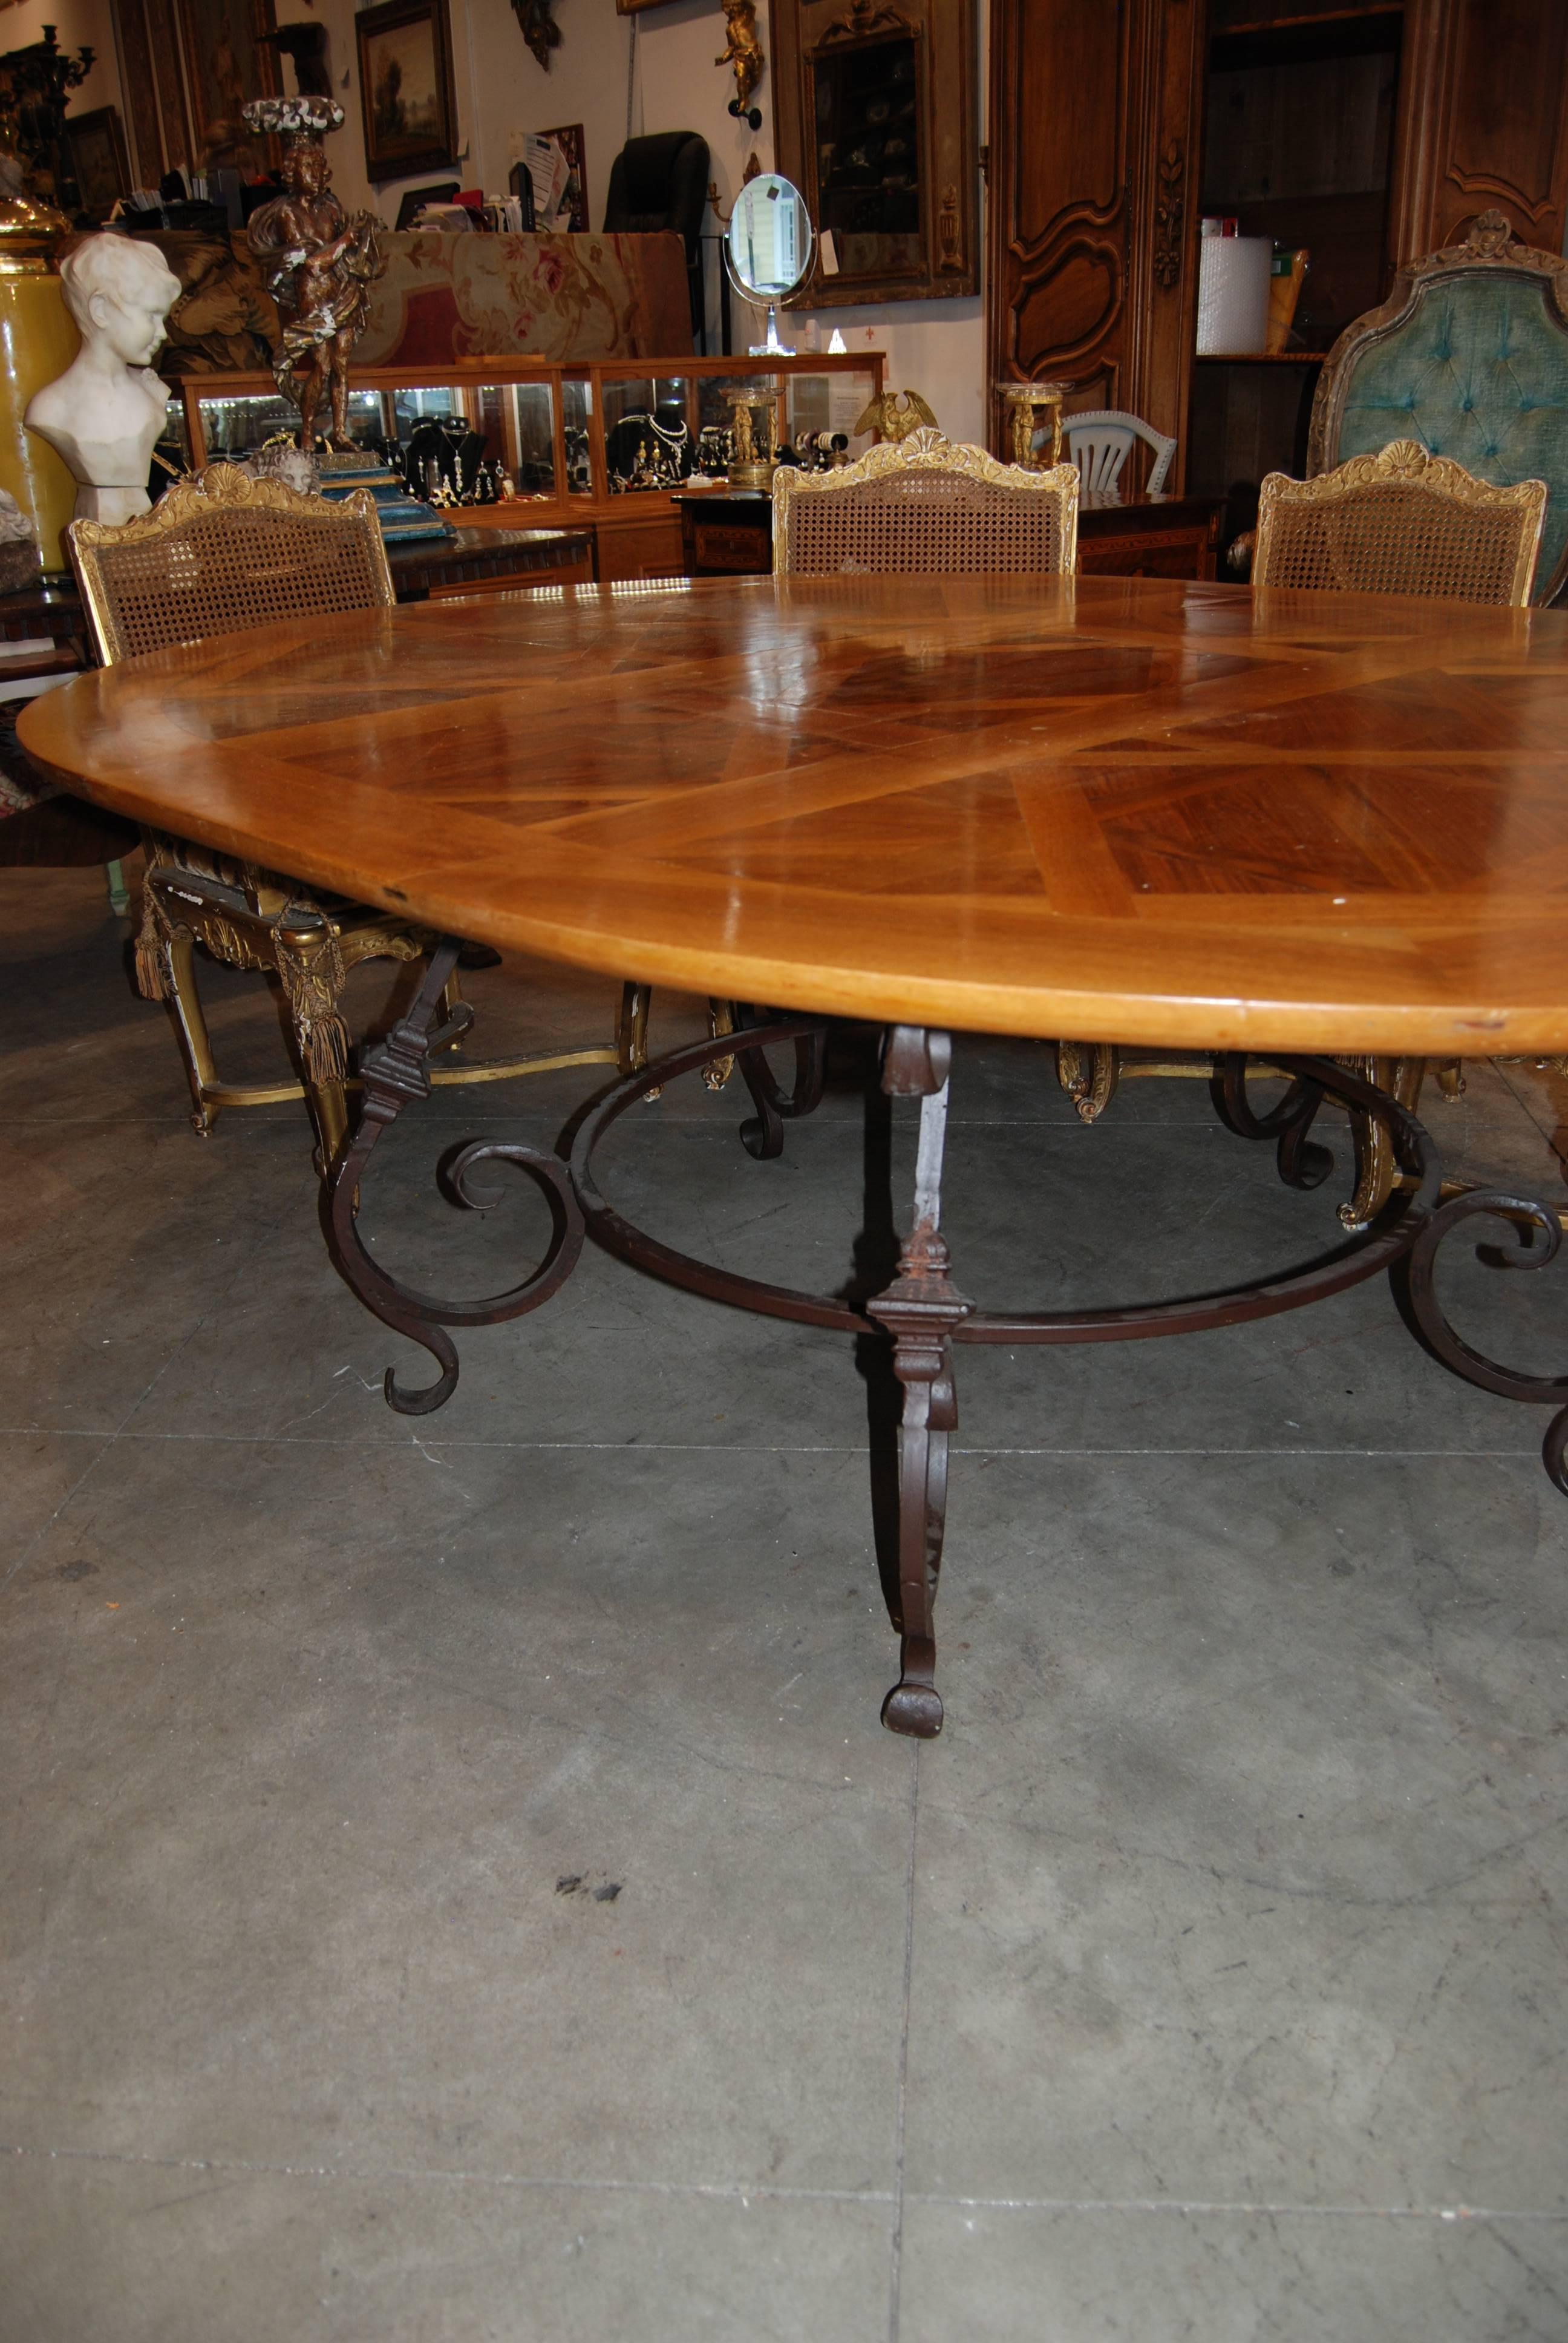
[{"left": 328, "top": 951, "right": 1568, "bottom": 1737}]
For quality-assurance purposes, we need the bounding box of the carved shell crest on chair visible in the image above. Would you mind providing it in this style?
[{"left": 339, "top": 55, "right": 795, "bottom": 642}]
[
  {"left": 69, "top": 460, "right": 379, "bottom": 550},
  {"left": 1270, "top": 433, "right": 1547, "bottom": 511},
  {"left": 803, "top": 425, "right": 1074, "bottom": 488}
]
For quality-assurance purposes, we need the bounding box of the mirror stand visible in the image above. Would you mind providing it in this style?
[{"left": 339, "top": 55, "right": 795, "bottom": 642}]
[{"left": 750, "top": 304, "right": 795, "bottom": 359}]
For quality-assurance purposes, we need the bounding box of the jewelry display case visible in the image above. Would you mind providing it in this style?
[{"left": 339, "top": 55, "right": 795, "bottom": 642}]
[{"left": 171, "top": 353, "right": 886, "bottom": 583}]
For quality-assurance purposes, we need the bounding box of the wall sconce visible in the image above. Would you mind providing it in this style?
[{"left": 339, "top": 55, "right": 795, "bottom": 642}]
[{"left": 717, "top": 0, "right": 764, "bottom": 131}]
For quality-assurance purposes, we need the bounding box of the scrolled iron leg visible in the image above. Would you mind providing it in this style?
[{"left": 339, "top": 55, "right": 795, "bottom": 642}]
[
  {"left": 867, "top": 1026, "right": 973, "bottom": 1737},
  {"left": 1210, "top": 1053, "right": 1334, "bottom": 1191},
  {"left": 735, "top": 1012, "right": 829, "bottom": 1159},
  {"left": 1400, "top": 1188, "right": 1568, "bottom": 1495},
  {"left": 324, "top": 939, "right": 584, "bottom": 1415}
]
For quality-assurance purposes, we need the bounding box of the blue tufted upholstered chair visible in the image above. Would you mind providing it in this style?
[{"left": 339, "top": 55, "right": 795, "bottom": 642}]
[{"left": 1308, "top": 210, "right": 1568, "bottom": 605}]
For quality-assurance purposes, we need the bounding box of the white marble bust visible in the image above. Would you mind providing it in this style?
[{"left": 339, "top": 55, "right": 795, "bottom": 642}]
[{"left": 25, "top": 234, "right": 182, "bottom": 526}]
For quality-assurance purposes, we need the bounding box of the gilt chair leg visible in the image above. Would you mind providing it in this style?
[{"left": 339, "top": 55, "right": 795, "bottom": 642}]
[
  {"left": 616, "top": 980, "right": 652, "bottom": 1073},
  {"left": 1057, "top": 1039, "right": 1120, "bottom": 1123},
  {"left": 704, "top": 997, "right": 738, "bottom": 1092},
  {"left": 1339, "top": 1055, "right": 1427, "bottom": 1231},
  {"left": 439, "top": 966, "right": 467, "bottom": 1052},
  {"left": 305, "top": 1069, "right": 352, "bottom": 1175},
  {"left": 274, "top": 917, "right": 354, "bottom": 1177},
  {"left": 163, "top": 930, "right": 222, "bottom": 1137}
]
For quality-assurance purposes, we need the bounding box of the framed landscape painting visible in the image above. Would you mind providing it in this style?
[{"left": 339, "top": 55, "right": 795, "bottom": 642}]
[{"left": 356, "top": 0, "right": 458, "bottom": 183}]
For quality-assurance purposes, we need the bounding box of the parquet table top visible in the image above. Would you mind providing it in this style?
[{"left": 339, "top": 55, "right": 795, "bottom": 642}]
[{"left": 21, "top": 574, "right": 1568, "bottom": 1053}]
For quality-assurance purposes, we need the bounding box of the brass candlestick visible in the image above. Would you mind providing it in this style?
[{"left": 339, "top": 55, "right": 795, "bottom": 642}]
[
  {"left": 997, "top": 380, "right": 1071, "bottom": 469},
  {"left": 725, "top": 387, "right": 779, "bottom": 490}
]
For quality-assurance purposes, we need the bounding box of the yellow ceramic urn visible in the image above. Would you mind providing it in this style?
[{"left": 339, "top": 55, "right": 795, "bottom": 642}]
[{"left": 0, "top": 183, "right": 78, "bottom": 577}]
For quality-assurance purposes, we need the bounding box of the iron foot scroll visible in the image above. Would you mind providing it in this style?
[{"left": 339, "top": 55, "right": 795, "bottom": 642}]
[
  {"left": 733, "top": 1011, "right": 829, "bottom": 1159},
  {"left": 1402, "top": 1189, "right": 1568, "bottom": 1494},
  {"left": 324, "top": 940, "right": 584, "bottom": 1415},
  {"left": 867, "top": 1027, "right": 973, "bottom": 1738},
  {"left": 1210, "top": 1054, "right": 1334, "bottom": 1191}
]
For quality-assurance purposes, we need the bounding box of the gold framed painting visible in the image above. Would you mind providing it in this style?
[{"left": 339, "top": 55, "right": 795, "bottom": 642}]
[{"left": 356, "top": 0, "right": 459, "bottom": 184}]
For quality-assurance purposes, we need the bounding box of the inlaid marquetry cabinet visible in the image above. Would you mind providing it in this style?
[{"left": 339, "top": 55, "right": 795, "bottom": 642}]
[{"left": 987, "top": 0, "right": 1568, "bottom": 490}]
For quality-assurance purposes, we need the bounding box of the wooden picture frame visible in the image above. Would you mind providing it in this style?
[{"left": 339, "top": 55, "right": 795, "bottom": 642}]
[
  {"left": 179, "top": 0, "right": 280, "bottom": 169},
  {"left": 114, "top": 0, "right": 279, "bottom": 188},
  {"left": 356, "top": 0, "right": 459, "bottom": 185},
  {"left": 64, "top": 105, "right": 131, "bottom": 220},
  {"left": 771, "top": 0, "right": 978, "bottom": 306}
]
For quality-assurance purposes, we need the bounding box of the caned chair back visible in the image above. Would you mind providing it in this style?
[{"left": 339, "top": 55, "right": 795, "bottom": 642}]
[
  {"left": 68, "top": 462, "right": 395, "bottom": 667},
  {"left": 1253, "top": 439, "right": 1545, "bottom": 607},
  {"left": 1063, "top": 409, "right": 1177, "bottom": 497},
  {"left": 773, "top": 428, "right": 1078, "bottom": 577}
]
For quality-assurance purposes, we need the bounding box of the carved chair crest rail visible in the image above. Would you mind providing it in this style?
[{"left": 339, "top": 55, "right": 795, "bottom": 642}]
[{"left": 772, "top": 428, "right": 1079, "bottom": 577}]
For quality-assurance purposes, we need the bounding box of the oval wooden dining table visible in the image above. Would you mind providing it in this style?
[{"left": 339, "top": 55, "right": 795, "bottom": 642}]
[{"left": 22, "top": 573, "right": 1568, "bottom": 1735}]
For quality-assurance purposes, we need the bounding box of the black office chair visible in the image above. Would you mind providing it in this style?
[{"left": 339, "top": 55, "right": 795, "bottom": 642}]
[
  {"left": 603, "top": 130, "right": 710, "bottom": 342},
  {"left": 395, "top": 182, "right": 461, "bottom": 231}
]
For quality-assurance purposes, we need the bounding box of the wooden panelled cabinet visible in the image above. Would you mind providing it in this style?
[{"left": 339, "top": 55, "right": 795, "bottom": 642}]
[
  {"left": 985, "top": 0, "right": 1207, "bottom": 470},
  {"left": 988, "top": 0, "right": 1568, "bottom": 490}
]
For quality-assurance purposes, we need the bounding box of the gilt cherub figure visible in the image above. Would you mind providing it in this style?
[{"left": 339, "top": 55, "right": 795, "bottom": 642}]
[{"left": 717, "top": 0, "right": 765, "bottom": 120}]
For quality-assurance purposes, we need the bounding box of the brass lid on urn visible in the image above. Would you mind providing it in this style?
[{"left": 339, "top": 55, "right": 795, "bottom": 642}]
[{"left": 0, "top": 153, "right": 68, "bottom": 275}]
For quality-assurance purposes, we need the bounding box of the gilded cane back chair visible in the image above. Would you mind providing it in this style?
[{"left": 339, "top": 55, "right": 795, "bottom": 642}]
[
  {"left": 70, "top": 465, "right": 635, "bottom": 1170},
  {"left": 773, "top": 428, "right": 1079, "bottom": 576},
  {"left": 1253, "top": 437, "right": 1546, "bottom": 605},
  {"left": 1059, "top": 436, "right": 1547, "bottom": 1228}
]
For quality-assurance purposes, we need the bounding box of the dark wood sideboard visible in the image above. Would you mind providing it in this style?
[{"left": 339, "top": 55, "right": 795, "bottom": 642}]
[{"left": 676, "top": 488, "right": 1224, "bottom": 581}]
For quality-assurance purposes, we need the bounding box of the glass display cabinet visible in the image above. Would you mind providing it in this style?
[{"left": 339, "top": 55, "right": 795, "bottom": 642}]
[{"left": 171, "top": 353, "right": 886, "bottom": 583}]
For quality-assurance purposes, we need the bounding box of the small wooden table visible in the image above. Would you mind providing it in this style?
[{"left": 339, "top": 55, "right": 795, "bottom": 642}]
[
  {"left": 676, "top": 485, "right": 1224, "bottom": 580},
  {"left": 22, "top": 576, "right": 1568, "bottom": 1737}
]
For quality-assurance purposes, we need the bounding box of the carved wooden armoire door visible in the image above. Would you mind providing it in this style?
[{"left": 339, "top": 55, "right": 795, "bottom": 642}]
[
  {"left": 985, "top": 0, "right": 1206, "bottom": 483},
  {"left": 1391, "top": 0, "right": 1568, "bottom": 263}
]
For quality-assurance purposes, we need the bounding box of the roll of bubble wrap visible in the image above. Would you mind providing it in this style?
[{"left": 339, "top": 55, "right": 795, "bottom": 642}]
[{"left": 1195, "top": 235, "right": 1273, "bottom": 355}]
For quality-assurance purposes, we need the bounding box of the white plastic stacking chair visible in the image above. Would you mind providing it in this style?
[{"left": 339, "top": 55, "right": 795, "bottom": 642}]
[{"left": 1064, "top": 410, "right": 1177, "bottom": 496}]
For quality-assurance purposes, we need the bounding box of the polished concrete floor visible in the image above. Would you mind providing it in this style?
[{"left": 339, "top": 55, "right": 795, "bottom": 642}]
[{"left": 4, "top": 860, "right": 1568, "bottom": 2341}]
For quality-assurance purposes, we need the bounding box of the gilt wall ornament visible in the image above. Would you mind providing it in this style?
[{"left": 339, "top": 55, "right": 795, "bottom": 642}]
[
  {"left": 512, "top": 0, "right": 561, "bottom": 71},
  {"left": 717, "top": 0, "right": 764, "bottom": 126}
]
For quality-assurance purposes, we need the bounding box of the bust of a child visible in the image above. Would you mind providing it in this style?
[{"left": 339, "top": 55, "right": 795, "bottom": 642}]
[{"left": 25, "top": 234, "right": 182, "bottom": 526}]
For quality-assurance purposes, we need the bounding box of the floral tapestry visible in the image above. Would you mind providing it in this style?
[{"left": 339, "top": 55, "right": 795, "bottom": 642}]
[{"left": 150, "top": 229, "right": 694, "bottom": 373}]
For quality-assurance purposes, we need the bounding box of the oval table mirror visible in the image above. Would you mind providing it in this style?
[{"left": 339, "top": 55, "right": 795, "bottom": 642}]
[{"left": 725, "top": 172, "right": 815, "bottom": 357}]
